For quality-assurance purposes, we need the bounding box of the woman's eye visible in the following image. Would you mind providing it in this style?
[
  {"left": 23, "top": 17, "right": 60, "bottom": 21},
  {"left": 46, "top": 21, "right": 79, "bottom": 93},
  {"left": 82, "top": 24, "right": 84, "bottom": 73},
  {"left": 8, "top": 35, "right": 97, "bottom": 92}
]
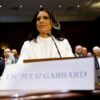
[
  {"left": 36, "top": 16, "right": 49, "bottom": 21},
  {"left": 37, "top": 17, "right": 41, "bottom": 21},
  {"left": 43, "top": 16, "right": 49, "bottom": 19}
]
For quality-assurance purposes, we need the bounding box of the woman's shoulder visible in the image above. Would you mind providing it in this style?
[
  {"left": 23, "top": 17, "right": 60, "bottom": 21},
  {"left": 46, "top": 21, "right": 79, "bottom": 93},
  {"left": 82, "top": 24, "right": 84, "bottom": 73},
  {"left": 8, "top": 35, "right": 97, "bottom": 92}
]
[
  {"left": 23, "top": 40, "right": 34, "bottom": 45},
  {"left": 59, "top": 38, "right": 71, "bottom": 46},
  {"left": 63, "top": 38, "right": 68, "bottom": 41},
  {"left": 23, "top": 40, "right": 33, "bottom": 47},
  {"left": 60, "top": 38, "right": 69, "bottom": 43},
  {"left": 23, "top": 40, "right": 36, "bottom": 47},
  {"left": 23, "top": 40, "right": 30, "bottom": 45},
  {"left": 54, "top": 37, "right": 69, "bottom": 44}
]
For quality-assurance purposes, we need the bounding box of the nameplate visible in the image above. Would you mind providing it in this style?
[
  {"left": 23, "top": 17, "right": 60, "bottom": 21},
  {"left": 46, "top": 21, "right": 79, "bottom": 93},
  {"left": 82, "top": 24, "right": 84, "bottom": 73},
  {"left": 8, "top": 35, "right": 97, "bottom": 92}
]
[{"left": 0, "top": 57, "right": 95, "bottom": 90}]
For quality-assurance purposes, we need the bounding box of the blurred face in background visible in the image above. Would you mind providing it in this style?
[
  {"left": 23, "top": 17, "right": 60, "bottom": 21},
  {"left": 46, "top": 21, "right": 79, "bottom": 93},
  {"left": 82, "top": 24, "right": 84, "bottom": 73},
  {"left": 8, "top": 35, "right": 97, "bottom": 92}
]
[
  {"left": 75, "top": 45, "right": 82, "bottom": 55},
  {"left": 81, "top": 47, "right": 88, "bottom": 57},
  {"left": 3, "top": 48, "right": 11, "bottom": 58},
  {"left": 36, "top": 11, "right": 52, "bottom": 37},
  {"left": 93, "top": 46, "right": 100, "bottom": 57},
  {"left": 11, "top": 49, "right": 18, "bottom": 57}
]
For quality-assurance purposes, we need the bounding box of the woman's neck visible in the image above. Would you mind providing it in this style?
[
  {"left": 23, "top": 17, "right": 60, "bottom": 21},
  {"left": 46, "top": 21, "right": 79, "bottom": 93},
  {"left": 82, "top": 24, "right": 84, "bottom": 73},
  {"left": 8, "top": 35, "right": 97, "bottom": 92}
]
[{"left": 39, "top": 32, "right": 50, "bottom": 38}]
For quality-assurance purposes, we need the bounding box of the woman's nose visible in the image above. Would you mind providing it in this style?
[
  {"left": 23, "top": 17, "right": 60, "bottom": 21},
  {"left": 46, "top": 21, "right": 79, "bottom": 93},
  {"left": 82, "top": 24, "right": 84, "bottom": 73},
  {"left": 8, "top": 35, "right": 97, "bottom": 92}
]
[{"left": 39, "top": 18, "right": 45, "bottom": 22}]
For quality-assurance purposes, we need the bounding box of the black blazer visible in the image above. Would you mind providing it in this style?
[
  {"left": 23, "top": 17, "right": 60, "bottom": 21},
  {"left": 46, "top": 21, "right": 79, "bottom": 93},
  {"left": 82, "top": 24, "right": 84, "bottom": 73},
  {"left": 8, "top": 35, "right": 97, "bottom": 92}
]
[
  {"left": 0, "top": 58, "right": 5, "bottom": 76},
  {"left": 94, "top": 56, "right": 100, "bottom": 69}
]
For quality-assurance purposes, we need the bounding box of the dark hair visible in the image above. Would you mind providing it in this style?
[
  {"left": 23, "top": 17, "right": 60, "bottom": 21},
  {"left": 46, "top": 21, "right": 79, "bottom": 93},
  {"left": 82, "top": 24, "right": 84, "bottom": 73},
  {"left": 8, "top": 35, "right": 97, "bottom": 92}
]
[{"left": 28, "top": 8, "right": 64, "bottom": 42}]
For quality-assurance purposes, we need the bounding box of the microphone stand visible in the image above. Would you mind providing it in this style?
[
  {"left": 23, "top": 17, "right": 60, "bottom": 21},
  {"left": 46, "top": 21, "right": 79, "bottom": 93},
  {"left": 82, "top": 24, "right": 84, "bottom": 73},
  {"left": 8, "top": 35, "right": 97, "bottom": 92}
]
[{"left": 48, "top": 33, "right": 62, "bottom": 58}]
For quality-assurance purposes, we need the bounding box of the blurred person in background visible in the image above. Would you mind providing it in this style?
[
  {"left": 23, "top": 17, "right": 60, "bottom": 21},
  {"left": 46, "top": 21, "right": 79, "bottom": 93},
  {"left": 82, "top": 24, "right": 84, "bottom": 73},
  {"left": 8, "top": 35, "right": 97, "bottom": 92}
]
[
  {"left": 74, "top": 45, "right": 82, "bottom": 57},
  {"left": 92, "top": 46, "right": 100, "bottom": 69},
  {"left": 11, "top": 49, "right": 19, "bottom": 63},
  {"left": 3, "top": 48, "right": 15, "bottom": 65},
  {"left": 81, "top": 46, "right": 88, "bottom": 57}
]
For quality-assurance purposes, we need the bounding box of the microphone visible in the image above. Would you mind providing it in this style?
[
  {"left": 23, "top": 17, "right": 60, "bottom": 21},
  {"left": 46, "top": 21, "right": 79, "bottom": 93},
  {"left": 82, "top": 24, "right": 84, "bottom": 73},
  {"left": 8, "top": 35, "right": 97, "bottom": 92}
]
[{"left": 47, "top": 33, "right": 62, "bottom": 58}]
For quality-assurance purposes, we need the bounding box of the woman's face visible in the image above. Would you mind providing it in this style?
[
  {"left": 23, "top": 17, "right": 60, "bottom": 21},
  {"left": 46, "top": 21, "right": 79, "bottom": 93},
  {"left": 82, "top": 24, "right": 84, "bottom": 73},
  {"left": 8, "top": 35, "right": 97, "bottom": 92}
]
[{"left": 36, "top": 11, "right": 52, "bottom": 36}]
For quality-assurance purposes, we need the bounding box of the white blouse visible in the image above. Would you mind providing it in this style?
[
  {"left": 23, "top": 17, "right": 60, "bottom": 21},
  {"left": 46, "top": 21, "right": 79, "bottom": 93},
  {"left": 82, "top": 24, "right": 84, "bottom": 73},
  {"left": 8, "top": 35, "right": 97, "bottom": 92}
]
[{"left": 18, "top": 36, "right": 74, "bottom": 63}]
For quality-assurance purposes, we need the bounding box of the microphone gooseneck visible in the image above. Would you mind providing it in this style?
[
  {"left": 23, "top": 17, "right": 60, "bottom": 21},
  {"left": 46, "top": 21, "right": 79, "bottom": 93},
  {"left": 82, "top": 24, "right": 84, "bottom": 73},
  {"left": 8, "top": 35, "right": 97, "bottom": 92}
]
[{"left": 47, "top": 33, "right": 62, "bottom": 58}]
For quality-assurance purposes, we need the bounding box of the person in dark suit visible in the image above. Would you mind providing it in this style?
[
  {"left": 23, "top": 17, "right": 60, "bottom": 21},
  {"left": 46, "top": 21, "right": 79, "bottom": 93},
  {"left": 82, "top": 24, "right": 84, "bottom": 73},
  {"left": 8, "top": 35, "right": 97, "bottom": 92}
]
[
  {"left": 3, "top": 48, "right": 15, "bottom": 65},
  {"left": 0, "top": 57, "right": 5, "bottom": 76}
]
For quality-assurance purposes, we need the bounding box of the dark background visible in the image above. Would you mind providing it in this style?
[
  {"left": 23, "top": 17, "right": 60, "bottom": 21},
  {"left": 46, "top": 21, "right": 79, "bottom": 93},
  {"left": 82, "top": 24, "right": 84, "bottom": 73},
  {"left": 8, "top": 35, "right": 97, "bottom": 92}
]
[{"left": 0, "top": 18, "right": 100, "bottom": 57}]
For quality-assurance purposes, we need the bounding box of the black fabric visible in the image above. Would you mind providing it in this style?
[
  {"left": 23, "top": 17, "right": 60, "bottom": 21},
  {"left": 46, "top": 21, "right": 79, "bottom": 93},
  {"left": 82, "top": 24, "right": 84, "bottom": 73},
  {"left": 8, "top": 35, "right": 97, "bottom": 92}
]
[
  {"left": 94, "top": 56, "right": 100, "bottom": 69},
  {"left": 0, "top": 58, "right": 5, "bottom": 76}
]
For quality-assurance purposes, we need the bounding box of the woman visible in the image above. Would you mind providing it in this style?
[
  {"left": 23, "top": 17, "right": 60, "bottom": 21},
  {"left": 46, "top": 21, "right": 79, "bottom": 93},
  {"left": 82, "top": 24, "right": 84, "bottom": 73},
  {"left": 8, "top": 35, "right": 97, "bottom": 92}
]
[{"left": 18, "top": 8, "right": 74, "bottom": 63}]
